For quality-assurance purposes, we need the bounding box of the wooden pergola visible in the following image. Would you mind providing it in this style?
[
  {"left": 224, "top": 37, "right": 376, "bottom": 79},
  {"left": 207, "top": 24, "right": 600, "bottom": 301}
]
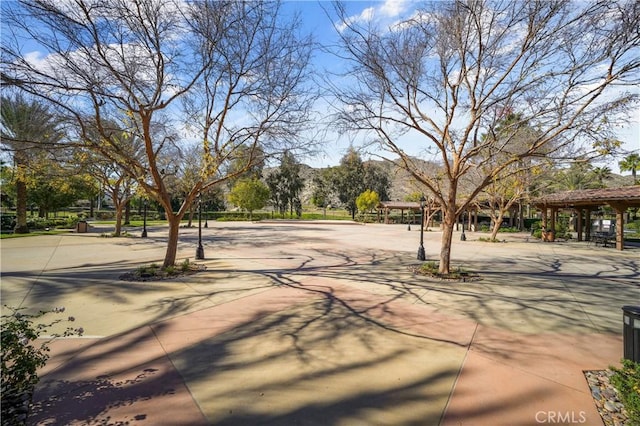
[
  {"left": 534, "top": 186, "right": 640, "bottom": 250},
  {"left": 377, "top": 201, "right": 421, "bottom": 224},
  {"left": 376, "top": 200, "right": 443, "bottom": 226}
]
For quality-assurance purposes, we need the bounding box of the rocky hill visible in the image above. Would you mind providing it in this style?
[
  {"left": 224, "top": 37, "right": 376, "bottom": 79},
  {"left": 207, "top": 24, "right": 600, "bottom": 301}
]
[{"left": 293, "top": 161, "right": 636, "bottom": 207}]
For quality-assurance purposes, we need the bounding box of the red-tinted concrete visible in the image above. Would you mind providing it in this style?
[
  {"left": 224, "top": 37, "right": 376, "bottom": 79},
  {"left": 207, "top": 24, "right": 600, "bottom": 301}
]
[{"left": 4, "top": 223, "right": 633, "bottom": 425}]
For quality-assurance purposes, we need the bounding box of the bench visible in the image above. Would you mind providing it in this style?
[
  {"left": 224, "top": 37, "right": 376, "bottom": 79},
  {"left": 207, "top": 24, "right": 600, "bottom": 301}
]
[{"left": 592, "top": 231, "right": 615, "bottom": 247}]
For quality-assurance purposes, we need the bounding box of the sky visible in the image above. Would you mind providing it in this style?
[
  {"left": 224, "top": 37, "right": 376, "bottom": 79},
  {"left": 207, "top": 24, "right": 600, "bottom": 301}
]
[
  {"left": 284, "top": 0, "right": 640, "bottom": 174},
  {"left": 4, "top": 0, "right": 639, "bottom": 175}
]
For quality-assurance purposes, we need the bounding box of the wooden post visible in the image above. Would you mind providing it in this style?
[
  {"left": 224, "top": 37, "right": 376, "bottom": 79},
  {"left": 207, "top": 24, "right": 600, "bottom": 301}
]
[
  {"left": 426, "top": 205, "right": 430, "bottom": 229},
  {"left": 473, "top": 208, "right": 478, "bottom": 232},
  {"left": 609, "top": 202, "right": 627, "bottom": 251},
  {"left": 576, "top": 208, "right": 583, "bottom": 242},
  {"left": 616, "top": 208, "right": 624, "bottom": 251}
]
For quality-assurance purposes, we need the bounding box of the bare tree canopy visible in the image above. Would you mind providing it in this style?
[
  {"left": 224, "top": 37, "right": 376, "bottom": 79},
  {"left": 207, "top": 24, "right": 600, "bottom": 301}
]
[
  {"left": 2, "top": 0, "right": 317, "bottom": 267},
  {"left": 329, "top": 0, "right": 640, "bottom": 273}
]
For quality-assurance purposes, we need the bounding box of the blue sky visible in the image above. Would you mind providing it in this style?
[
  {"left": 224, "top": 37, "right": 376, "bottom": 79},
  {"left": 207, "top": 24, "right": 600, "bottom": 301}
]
[
  {"left": 285, "top": 0, "right": 640, "bottom": 174},
  {"left": 5, "top": 0, "right": 639, "bottom": 174}
]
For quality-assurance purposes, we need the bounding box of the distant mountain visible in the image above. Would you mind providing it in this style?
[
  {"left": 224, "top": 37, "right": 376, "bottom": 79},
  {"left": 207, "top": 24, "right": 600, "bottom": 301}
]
[{"left": 293, "top": 161, "right": 637, "bottom": 207}]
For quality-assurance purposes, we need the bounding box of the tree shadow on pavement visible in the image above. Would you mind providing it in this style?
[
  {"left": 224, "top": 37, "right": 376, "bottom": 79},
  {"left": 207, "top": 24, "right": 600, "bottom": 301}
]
[
  {"left": 29, "top": 368, "right": 167, "bottom": 426},
  {"left": 28, "top": 292, "right": 464, "bottom": 426}
]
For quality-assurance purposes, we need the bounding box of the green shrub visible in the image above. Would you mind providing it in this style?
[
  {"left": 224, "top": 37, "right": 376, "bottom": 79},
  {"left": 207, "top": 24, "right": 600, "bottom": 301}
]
[
  {"left": 497, "top": 226, "right": 520, "bottom": 233},
  {"left": 130, "top": 262, "right": 200, "bottom": 280},
  {"left": 215, "top": 215, "right": 254, "bottom": 222},
  {"left": 478, "top": 237, "right": 500, "bottom": 242},
  {"left": 625, "top": 219, "right": 640, "bottom": 238},
  {"left": 136, "top": 263, "right": 159, "bottom": 277},
  {"left": 95, "top": 211, "right": 116, "bottom": 220},
  {"left": 1, "top": 306, "right": 83, "bottom": 425},
  {"left": 611, "top": 359, "right": 640, "bottom": 424},
  {"left": 26, "top": 217, "right": 79, "bottom": 230},
  {"left": 180, "top": 259, "right": 191, "bottom": 272},
  {"left": 416, "top": 261, "right": 473, "bottom": 280},
  {"left": 419, "top": 261, "right": 439, "bottom": 274},
  {"left": 525, "top": 219, "right": 541, "bottom": 231}
]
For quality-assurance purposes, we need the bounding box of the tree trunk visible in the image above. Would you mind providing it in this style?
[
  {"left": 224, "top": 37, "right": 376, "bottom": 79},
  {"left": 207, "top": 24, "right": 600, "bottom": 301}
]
[
  {"left": 187, "top": 207, "right": 193, "bottom": 228},
  {"left": 14, "top": 178, "right": 29, "bottom": 234},
  {"left": 14, "top": 157, "right": 29, "bottom": 234},
  {"left": 163, "top": 215, "right": 182, "bottom": 268},
  {"left": 124, "top": 200, "right": 130, "bottom": 225},
  {"left": 439, "top": 205, "right": 456, "bottom": 274},
  {"left": 490, "top": 213, "right": 504, "bottom": 241},
  {"left": 114, "top": 207, "right": 123, "bottom": 237}
]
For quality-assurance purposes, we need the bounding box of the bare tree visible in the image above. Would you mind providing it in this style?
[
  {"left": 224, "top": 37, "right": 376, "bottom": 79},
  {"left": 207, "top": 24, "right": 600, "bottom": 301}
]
[
  {"left": 2, "top": 0, "right": 316, "bottom": 267},
  {"left": 330, "top": 0, "right": 640, "bottom": 273},
  {"left": 469, "top": 113, "right": 546, "bottom": 239},
  {"left": 78, "top": 152, "right": 140, "bottom": 237}
]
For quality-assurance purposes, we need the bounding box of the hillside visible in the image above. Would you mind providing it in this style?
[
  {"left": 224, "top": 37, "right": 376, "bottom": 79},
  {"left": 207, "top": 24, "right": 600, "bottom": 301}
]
[{"left": 293, "top": 161, "right": 636, "bottom": 207}]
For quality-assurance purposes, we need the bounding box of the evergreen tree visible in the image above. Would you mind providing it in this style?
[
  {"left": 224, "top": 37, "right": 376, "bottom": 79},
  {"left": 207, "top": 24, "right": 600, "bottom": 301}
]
[
  {"left": 330, "top": 148, "right": 391, "bottom": 219},
  {"left": 331, "top": 148, "right": 366, "bottom": 219},
  {"left": 266, "top": 152, "right": 305, "bottom": 218},
  {"left": 364, "top": 164, "right": 391, "bottom": 202}
]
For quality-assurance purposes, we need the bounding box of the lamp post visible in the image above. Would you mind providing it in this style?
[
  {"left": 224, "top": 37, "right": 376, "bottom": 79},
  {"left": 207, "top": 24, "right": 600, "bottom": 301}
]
[
  {"left": 460, "top": 211, "right": 467, "bottom": 241},
  {"left": 417, "top": 195, "right": 426, "bottom": 261},
  {"left": 141, "top": 200, "right": 148, "bottom": 238},
  {"left": 204, "top": 199, "right": 208, "bottom": 228},
  {"left": 196, "top": 196, "right": 205, "bottom": 260}
]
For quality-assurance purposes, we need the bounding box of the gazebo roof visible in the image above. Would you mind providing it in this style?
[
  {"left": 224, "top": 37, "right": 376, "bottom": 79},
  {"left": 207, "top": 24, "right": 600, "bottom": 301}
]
[
  {"left": 533, "top": 186, "right": 640, "bottom": 208},
  {"left": 377, "top": 201, "right": 421, "bottom": 209}
]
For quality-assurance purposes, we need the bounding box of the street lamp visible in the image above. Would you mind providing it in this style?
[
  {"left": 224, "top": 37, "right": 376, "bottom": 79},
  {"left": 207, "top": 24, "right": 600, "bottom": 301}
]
[
  {"left": 417, "top": 195, "right": 426, "bottom": 261},
  {"left": 196, "top": 195, "right": 205, "bottom": 260},
  {"left": 204, "top": 199, "right": 208, "bottom": 228},
  {"left": 141, "top": 199, "right": 148, "bottom": 238}
]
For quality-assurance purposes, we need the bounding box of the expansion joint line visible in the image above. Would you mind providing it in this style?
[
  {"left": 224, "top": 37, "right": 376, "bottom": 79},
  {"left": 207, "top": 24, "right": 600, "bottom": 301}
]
[
  {"left": 439, "top": 322, "right": 479, "bottom": 426},
  {"left": 18, "top": 236, "right": 63, "bottom": 309}
]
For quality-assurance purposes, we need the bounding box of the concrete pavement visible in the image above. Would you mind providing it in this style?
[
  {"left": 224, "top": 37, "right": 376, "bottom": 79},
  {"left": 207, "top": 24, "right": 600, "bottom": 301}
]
[{"left": 1, "top": 221, "right": 638, "bottom": 425}]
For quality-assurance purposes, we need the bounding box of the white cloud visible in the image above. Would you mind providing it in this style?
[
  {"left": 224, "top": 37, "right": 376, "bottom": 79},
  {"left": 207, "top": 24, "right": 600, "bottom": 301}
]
[
  {"left": 336, "top": 0, "right": 410, "bottom": 32},
  {"left": 379, "top": 0, "right": 408, "bottom": 18},
  {"left": 24, "top": 50, "right": 50, "bottom": 72},
  {"left": 337, "top": 7, "right": 375, "bottom": 32}
]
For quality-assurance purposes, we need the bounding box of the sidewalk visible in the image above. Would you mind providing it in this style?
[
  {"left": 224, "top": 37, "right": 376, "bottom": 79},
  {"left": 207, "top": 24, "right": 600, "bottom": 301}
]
[{"left": 1, "top": 222, "right": 636, "bottom": 425}]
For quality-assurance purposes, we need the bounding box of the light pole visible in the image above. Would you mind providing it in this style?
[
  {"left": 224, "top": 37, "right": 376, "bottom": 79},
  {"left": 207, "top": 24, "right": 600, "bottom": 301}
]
[
  {"left": 417, "top": 195, "right": 426, "bottom": 261},
  {"left": 196, "top": 195, "right": 205, "bottom": 260},
  {"left": 141, "top": 199, "right": 148, "bottom": 238},
  {"left": 204, "top": 198, "right": 208, "bottom": 228}
]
